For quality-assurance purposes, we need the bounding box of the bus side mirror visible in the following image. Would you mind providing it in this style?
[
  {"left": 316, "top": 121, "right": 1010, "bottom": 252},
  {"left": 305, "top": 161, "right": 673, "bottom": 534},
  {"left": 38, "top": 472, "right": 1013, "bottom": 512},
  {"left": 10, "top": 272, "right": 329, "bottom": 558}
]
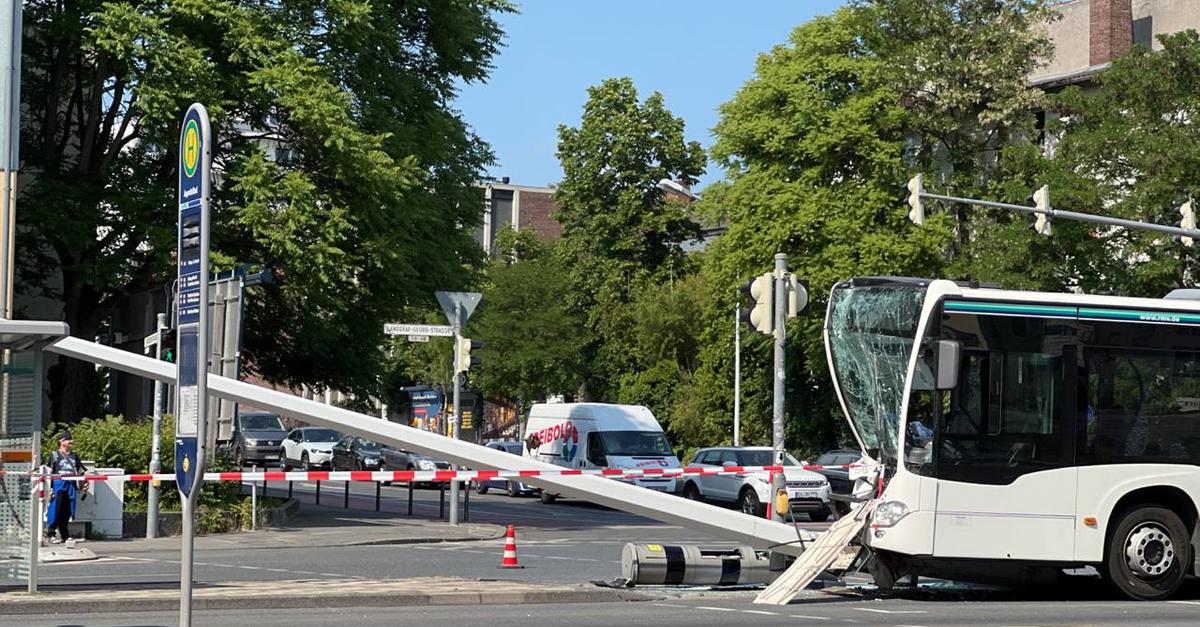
[{"left": 936, "top": 340, "right": 961, "bottom": 390}]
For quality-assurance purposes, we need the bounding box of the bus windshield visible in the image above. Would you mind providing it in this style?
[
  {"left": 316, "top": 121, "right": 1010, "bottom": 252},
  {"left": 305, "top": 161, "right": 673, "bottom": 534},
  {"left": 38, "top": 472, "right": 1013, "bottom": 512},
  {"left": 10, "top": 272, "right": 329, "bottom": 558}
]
[{"left": 827, "top": 278, "right": 929, "bottom": 463}]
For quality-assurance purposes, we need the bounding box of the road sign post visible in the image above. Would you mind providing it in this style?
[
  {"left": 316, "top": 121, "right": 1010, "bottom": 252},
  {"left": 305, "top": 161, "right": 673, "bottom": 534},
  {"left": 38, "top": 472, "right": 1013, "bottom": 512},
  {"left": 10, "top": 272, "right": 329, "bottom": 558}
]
[
  {"left": 175, "top": 103, "right": 211, "bottom": 627},
  {"left": 434, "top": 291, "right": 481, "bottom": 526}
]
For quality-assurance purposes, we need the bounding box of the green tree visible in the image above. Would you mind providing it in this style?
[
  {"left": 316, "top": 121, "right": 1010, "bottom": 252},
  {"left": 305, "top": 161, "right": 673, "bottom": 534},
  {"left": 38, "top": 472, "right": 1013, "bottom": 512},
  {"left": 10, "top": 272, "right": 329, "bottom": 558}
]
[
  {"left": 854, "top": 0, "right": 1058, "bottom": 257},
  {"left": 694, "top": 8, "right": 955, "bottom": 454},
  {"left": 1040, "top": 30, "right": 1200, "bottom": 297},
  {"left": 554, "top": 77, "right": 707, "bottom": 398},
  {"left": 21, "top": 0, "right": 511, "bottom": 420},
  {"left": 470, "top": 229, "right": 589, "bottom": 410}
]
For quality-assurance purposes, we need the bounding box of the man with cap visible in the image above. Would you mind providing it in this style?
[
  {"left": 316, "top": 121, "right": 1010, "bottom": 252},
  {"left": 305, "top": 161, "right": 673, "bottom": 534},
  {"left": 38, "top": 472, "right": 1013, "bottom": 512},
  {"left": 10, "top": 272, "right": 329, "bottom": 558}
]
[{"left": 45, "top": 431, "right": 87, "bottom": 544}]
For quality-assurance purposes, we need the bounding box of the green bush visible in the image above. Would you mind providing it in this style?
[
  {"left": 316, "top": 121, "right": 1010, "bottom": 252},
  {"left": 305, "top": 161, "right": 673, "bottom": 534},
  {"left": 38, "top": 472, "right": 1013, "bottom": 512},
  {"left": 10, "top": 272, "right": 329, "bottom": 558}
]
[{"left": 42, "top": 415, "right": 175, "bottom": 510}]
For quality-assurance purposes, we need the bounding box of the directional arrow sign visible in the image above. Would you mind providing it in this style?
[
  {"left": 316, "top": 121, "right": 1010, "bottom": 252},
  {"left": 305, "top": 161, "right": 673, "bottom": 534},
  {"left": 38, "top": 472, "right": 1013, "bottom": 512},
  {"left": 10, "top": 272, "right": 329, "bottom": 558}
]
[{"left": 384, "top": 323, "right": 453, "bottom": 337}]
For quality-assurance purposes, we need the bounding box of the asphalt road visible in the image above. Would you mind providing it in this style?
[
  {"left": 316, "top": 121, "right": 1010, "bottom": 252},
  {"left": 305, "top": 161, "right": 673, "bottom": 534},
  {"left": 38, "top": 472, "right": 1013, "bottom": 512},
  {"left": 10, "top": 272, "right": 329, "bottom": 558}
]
[
  {"left": 15, "top": 593, "right": 1200, "bottom": 627},
  {"left": 39, "top": 483, "right": 800, "bottom": 587}
]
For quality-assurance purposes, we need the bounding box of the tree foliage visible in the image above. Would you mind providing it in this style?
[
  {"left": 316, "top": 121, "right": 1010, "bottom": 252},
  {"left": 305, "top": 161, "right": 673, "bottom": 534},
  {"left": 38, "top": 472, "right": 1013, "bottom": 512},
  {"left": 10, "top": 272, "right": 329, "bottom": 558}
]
[
  {"left": 471, "top": 229, "right": 590, "bottom": 408},
  {"left": 554, "top": 77, "right": 707, "bottom": 398},
  {"left": 21, "top": 0, "right": 511, "bottom": 420}
]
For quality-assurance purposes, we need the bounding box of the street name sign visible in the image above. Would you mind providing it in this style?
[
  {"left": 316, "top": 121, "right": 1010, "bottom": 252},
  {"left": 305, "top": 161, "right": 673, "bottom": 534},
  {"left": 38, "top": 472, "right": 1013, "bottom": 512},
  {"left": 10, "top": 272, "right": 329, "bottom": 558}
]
[{"left": 383, "top": 323, "right": 453, "bottom": 337}]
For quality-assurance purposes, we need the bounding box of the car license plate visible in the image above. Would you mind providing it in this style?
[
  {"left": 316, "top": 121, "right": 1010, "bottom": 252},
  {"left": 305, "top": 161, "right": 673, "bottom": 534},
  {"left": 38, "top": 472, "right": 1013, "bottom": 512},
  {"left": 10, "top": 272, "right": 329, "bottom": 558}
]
[
  {"left": 265, "top": 455, "right": 278, "bottom": 460},
  {"left": 789, "top": 490, "right": 817, "bottom": 499}
]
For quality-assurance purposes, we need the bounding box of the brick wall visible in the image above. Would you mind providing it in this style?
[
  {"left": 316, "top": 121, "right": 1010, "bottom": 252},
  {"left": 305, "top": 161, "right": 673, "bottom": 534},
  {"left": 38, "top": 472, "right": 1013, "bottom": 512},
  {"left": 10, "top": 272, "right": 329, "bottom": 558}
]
[
  {"left": 517, "top": 189, "right": 563, "bottom": 242},
  {"left": 1090, "top": 0, "right": 1133, "bottom": 65}
]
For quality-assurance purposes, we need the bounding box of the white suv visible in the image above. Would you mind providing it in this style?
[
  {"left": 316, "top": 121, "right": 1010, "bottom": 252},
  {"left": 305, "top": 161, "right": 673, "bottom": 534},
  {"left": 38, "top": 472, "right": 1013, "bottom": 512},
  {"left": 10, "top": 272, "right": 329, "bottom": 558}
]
[{"left": 681, "top": 446, "right": 833, "bottom": 521}]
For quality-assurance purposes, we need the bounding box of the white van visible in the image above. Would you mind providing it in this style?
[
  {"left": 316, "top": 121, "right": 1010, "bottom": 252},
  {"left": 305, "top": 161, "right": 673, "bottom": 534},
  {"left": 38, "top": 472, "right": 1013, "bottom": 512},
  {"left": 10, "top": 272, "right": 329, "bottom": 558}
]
[{"left": 524, "top": 403, "right": 681, "bottom": 503}]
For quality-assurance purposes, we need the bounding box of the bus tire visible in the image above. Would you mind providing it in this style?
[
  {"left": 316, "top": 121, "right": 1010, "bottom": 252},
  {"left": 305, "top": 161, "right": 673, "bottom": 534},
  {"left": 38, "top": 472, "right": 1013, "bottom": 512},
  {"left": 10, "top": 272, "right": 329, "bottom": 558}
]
[{"left": 1104, "top": 505, "right": 1190, "bottom": 601}]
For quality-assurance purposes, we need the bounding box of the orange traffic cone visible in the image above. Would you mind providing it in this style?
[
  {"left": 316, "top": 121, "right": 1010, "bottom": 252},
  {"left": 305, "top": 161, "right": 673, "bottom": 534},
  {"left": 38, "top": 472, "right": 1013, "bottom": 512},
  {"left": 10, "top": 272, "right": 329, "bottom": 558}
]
[{"left": 499, "top": 524, "right": 524, "bottom": 569}]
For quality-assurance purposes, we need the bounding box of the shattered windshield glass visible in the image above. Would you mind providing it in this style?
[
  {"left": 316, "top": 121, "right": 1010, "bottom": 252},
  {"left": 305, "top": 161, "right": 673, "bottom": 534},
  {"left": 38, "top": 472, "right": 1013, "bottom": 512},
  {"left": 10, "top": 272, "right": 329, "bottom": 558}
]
[{"left": 827, "top": 279, "right": 929, "bottom": 462}]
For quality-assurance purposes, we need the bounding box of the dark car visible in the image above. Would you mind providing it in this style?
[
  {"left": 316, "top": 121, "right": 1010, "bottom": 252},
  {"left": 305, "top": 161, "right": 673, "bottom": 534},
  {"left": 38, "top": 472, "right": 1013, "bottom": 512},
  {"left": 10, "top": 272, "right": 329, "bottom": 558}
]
[
  {"left": 381, "top": 447, "right": 452, "bottom": 487},
  {"left": 475, "top": 441, "right": 536, "bottom": 497},
  {"left": 812, "top": 449, "right": 861, "bottom": 496},
  {"left": 331, "top": 436, "right": 385, "bottom": 471},
  {"left": 231, "top": 412, "right": 287, "bottom": 467}
]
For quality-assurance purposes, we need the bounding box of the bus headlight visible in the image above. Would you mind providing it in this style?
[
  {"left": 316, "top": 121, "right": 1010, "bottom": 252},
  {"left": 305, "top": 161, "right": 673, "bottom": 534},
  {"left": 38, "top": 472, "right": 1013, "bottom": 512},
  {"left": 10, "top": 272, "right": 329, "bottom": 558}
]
[{"left": 873, "top": 501, "right": 910, "bottom": 527}]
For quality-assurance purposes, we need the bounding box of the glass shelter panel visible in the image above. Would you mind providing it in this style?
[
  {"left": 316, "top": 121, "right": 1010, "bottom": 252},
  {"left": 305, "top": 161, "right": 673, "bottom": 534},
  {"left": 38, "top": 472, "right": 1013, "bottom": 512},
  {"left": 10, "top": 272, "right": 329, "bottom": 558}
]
[{"left": 0, "top": 351, "right": 37, "bottom": 586}]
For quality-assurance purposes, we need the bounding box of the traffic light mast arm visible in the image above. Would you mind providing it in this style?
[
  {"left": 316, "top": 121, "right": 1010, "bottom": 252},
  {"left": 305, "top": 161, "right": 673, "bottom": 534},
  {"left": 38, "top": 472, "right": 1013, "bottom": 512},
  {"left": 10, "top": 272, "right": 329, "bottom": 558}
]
[{"left": 912, "top": 182, "right": 1200, "bottom": 241}]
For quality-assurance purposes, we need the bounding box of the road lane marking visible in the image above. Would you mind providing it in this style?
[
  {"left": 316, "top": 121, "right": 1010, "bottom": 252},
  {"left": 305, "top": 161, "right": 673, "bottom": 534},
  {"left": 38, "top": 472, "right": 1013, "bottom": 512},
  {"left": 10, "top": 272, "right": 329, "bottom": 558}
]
[
  {"left": 696, "top": 606, "right": 738, "bottom": 612},
  {"left": 1168, "top": 600, "right": 1200, "bottom": 606},
  {"left": 790, "top": 616, "right": 830, "bottom": 621},
  {"left": 854, "top": 608, "right": 927, "bottom": 614},
  {"left": 743, "top": 610, "right": 779, "bottom": 615}
]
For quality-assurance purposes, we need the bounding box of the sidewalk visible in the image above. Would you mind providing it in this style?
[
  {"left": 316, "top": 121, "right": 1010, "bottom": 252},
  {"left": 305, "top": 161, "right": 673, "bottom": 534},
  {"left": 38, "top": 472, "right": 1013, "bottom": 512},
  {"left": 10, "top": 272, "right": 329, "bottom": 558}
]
[
  {"left": 76, "top": 502, "right": 506, "bottom": 555},
  {"left": 0, "top": 577, "right": 654, "bottom": 614}
]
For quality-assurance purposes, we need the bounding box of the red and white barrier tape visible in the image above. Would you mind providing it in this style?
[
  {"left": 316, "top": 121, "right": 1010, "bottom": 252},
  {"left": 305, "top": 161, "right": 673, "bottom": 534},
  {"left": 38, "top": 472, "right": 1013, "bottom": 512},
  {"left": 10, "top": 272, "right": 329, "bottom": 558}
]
[{"left": 8, "top": 464, "right": 859, "bottom": 484}]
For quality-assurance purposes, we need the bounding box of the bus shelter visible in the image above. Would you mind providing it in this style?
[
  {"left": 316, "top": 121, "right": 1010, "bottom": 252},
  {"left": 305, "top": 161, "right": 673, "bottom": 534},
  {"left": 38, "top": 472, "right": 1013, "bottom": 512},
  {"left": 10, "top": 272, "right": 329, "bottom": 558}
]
[{"left": 0, "top": 320, "right": 68, "bottom": 593}]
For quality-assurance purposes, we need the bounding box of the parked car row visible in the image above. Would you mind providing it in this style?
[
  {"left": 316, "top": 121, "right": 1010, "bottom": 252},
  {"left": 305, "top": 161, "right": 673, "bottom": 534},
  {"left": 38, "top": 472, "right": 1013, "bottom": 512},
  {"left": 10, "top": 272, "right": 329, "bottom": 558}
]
[
  {"left": 229, "top": 411, "right": 447, "bottom": 473},
  {"left": 229, "top": 407, "right": 861, "bottom": 520}
]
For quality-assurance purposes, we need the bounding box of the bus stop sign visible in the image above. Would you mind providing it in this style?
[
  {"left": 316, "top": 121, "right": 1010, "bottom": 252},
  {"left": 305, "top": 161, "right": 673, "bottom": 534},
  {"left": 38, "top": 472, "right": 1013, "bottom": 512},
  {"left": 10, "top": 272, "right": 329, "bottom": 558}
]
[{"left": 175, "top": 103, "right": 211, "bottom": 499}]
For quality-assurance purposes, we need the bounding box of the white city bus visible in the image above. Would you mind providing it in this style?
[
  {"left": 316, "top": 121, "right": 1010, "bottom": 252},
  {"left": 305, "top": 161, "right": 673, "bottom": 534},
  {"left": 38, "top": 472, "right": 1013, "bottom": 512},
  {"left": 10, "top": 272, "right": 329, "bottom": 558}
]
[{"left": 826, "top": 277, "right": 1200, "bottom": 600}]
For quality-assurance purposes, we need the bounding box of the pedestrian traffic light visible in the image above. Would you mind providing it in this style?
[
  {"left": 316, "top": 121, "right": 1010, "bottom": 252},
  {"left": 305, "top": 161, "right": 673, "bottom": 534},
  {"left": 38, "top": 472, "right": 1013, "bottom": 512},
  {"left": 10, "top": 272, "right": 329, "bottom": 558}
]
[
  {"left": 787, "top": 276, "right": 809, "bottom": 318},
  {"left": 456, "top": 337, "right": 483, "bottom": 373},
  {"left": 905, "top": 174, "right": 925, "bottom": 225},
  {"left": 738, "top": 272, "right": 774, "bottom": 335},
  {"left": 160, "top": 328, "right": 177, "bottom": 363},
  {"left": 1178, "top": 199, "right": 1195, "bottom": 248},
  {"left": 1031, "top": 185, "right": 1052, "bottom": 236}
]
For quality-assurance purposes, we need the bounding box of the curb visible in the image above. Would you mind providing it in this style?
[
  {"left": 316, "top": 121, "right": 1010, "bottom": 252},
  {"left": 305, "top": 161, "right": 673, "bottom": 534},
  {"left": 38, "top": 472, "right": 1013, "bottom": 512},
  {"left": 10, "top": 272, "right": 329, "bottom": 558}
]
[
  {"left": 1, "top": 586, "right": 656, "bottom": 615},
  {"left": 338, "top": 525, "right": 506, "bottom": 547}
]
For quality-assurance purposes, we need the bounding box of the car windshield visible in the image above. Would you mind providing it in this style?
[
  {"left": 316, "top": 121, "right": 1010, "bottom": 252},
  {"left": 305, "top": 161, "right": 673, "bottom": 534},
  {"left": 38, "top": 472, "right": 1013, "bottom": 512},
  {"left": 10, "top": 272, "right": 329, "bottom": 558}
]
[
  {"left": 306, "top": 429, "right": 340, "bottom": 443},
  {"left": 240, "top": 414, "right": 283, "bottom": 431},
  {"left": 355, "top": 438, "right": 381, "bottom": 450},
  {"left": 827, "top": 279, "right": 928, "bottom": 462},
  {"left": 737, "top": 451, "right": 803, "bottom": 467},
  {"left": 599, "top": 431, "right": 674, "bottom": 457}
]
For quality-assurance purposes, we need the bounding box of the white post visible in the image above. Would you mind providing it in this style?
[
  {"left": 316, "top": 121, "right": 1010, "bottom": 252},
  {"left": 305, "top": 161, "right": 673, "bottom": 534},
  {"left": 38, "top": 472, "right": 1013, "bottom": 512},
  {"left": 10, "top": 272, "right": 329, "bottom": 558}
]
[
  {"left": 449, "top": 305, "right": 461, "bottom": 525},
  {"left": 733, "top": 298, "right": 741, "bottom": 447},
  {"left": 148, "top": 313, "right": 166, "bottom": 539}
]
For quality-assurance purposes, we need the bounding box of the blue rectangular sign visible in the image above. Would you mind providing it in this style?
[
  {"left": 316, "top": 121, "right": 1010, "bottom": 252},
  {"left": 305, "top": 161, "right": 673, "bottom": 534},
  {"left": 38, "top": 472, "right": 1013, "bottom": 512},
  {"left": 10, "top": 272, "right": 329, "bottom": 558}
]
[{"left": 175, "top": 104, "right": 211, "bottom": 499}]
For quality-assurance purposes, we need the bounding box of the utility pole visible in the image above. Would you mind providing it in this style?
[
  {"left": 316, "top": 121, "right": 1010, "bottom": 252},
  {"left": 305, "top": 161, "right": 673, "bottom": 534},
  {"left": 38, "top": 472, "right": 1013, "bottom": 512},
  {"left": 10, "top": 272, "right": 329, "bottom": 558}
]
[
  {"left": 147, "top": 313, "right": 168, "bottom": 539},
  {"left": 0, "top": 1, "right": 21, "bottom": 437},
  {"left": 771, "top": 254, "right": 787, "bottom": 466}
]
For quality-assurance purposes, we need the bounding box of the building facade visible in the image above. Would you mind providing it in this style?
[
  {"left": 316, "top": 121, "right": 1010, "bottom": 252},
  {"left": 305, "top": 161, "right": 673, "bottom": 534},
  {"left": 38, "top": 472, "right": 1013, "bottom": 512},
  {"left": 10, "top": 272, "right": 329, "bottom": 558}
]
[{"left": 1031, "top": 0, "right": 1200, "bottom": 88}]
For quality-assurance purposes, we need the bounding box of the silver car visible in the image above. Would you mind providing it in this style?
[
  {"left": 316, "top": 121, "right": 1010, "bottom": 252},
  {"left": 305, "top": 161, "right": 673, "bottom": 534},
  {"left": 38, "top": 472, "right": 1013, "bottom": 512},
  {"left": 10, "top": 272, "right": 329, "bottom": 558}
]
[
  {"left": 475, "top": 441, "right": 536, "bottom": 497},
  {"left": 681, "top": 446, "right": 833, "bottom": 521}
]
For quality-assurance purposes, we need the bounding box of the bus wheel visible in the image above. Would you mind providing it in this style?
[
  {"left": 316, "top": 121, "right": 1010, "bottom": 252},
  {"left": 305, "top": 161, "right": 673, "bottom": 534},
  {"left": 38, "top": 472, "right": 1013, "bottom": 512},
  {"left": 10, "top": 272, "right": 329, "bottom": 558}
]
[{"left": 1105, "top": 506, "right": 1190, "bottom": 600}]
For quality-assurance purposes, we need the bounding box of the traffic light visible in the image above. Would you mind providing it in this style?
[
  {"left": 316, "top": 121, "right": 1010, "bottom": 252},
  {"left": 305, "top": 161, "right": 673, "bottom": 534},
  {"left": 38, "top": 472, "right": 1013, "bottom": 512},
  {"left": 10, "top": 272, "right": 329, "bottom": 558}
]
[
  {"left": 1178, "top": 199, "right": 1195, "bottom": 248},
  {"left": 787, "top": 276, "right": 809, "bottom": 318},
  {"left": 738, "top": 272, "right": 774, "bottom": 335},
  {"left": 456, "top": 337, "right": 483, "bottom": 373},
  {"left": 1031, "top": 185, "right": 1052, "bottom": 236},
  {"left": 905, "top": 174, "right": 925, "bottom": 225},
  {"left": 160, "top": 328, "right": 177, "bottom": 363}
]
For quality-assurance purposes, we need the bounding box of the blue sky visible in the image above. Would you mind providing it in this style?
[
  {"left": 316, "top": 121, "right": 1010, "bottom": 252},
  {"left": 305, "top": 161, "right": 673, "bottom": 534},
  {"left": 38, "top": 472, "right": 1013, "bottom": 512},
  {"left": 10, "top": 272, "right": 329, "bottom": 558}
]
[{"left": 455, "top": 1, "right": 846, "bottom": 190}]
